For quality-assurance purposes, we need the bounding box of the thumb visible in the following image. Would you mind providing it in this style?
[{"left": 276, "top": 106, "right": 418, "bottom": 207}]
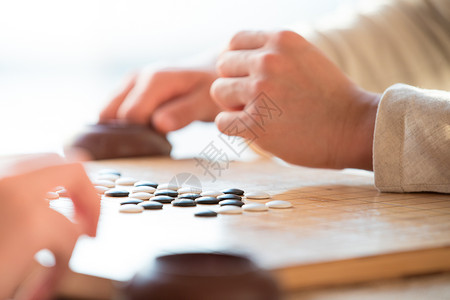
[
  {"left": 214, "top": 111, "right": 259, "bottom": 140},
  {"left": 152, "top": 92, "right": 203, "bottom": 133}
]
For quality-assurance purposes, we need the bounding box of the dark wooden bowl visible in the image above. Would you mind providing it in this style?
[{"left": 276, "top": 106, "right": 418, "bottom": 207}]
[
  {"left": 67, "top": 123, "right": 172, "bottom": 160},
  {"left": 121, "top": 252, "right": 280, "bottom": 300}
]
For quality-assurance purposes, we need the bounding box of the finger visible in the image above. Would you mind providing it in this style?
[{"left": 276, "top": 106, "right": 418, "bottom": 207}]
[
  {"left": 0, "top": 153, "right": 64, "bottom": 178},
  {"left": 215, "top": 111, "right": 258, "bottom": 140},
  {"left": 28, "top": 209, "right": 81, "bottom": 300},
  {"left": 26, "top": 163, "right": 100, "bottom": 237},
  {"left": 210, "top": 77, "right": 253, "bottom": 110},
  {"left": 116, "top": 70, "right": 193, "bottom": 125},
  {"left": 216, "top": 50, "right": 253, "bottom": 77},
  {"left": 99, "top": 73, "right": 137, "bottom": 122},
  {"left": 228, "top": 30, "right": 269, "bottom": 50},
  {"left": 152, "top": 91, "right": 203, "bottom": 133}
]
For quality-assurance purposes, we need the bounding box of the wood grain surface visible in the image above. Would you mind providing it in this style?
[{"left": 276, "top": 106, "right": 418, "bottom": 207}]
[{"left": 50, "top": 157, "right": 450, "bottom": 298}]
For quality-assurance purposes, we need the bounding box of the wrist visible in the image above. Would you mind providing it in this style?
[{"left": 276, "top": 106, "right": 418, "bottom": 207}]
[{"left": 337, "top": 89, "right": 381, "bottom": 170}]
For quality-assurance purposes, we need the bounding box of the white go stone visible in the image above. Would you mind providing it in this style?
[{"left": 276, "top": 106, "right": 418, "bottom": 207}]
[
  {"left": 119, "top": 204, "right": 144, "bottom": 213},
  {"left": 129, "top": 192, "right": 152, "bottom": 200},
  {"left": 157, "top": 183, "right": 180, "bottom": 190},
  {"left": 116, "top": 177, "right": 138, "bottom": 186},
  {"left": 201, "top": 190, "right": 222, "bottom": 197},
  {"left": 131, "top": 186, "right": 156, "bottom": 194},
  {"left": 178, "top": 186, "right": 202, "bottom": 194},
  {"left": 217, "top": 206, "right": 242, "bottom": 215},
  {"left": 96, "top": 173, "right": 120, "bottom": 181},
  {"left": 92, "top": 179, "right": 115, "bottom": 188},
  {"left": 244, "top": 191, "right": 271, "bottom": 199},
  {"left": 45, "top": 192, "right": 59, "bottom": 200},
  {"left": 95, "top": 186, "right": 109, "bottom": 194},
  {"left": 266, "top": 200, "right": 293, "bottom": 209},
  {"left": 242, "top": 203, "right": 268, "bottom": 212}
]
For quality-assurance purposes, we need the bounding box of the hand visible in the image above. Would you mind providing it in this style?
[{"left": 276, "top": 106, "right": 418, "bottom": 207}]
[
  {"left": 0, "top": 154, "right": 100, "bottom": 299},
  {"left": 211, "top": 30, "right": 380, "bottom": 170},
  {"left": 99, "top": 67, "right": 222, "bottom": 133}
]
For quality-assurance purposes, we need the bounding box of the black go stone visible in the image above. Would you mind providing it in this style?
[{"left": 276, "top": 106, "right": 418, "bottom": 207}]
[
  {"left": 178, "top": 193, "right": 201, "bottom": 200},
  {"left": 151, "top": 196, "right": 175, "bottom": 204},
  {"left": 105, "top": 189, "right": 129, "bottom": 197},
  {"left": 217, "top": 194, "right": 242, "bottom": 201},
  {"left": 194, "top": 210, "right": 218, "bottom": 217},
  {"left": 172, "top": 199, "right": 196, "bottom": 207},
  {"left": 120, "top": 199, "right": 143, "bottom": 205},
  {"left": 219, "top": 199, "right": 244, "bottom": 207},
  {"left": 134, "top": 181, "right": 158, "bottom": 188},
  {"left": 195, "top": 197, "right": 220, "bottom": 205},
  {"left": 155, "top": 189, "right": 178, "bottom": 197},
  {"left": 140, "top": 201, "right": 163, "bottom": 210},
  {"left": 98, "top": 169, "right": 121, "bottom": 176},
  {"left": 222, "top": 188, "right": 244, "bottom": 196}
]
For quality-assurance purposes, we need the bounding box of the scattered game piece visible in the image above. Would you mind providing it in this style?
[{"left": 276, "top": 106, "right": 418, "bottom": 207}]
[
  {"left": 178, "top": 186, "right": 202, "bottom": 194},
  {"left": 172, "top": 199, "right": 196, "bottom": 207},
  {"left": 139, "top": 201, "right": 163, "bottom": 210},
  {"left": 94, "top": 169, "right": 292, "bottom": 219},
  {"left": 119, "top": 204, "right": 143, "bottom": 213},
  {"left": 98, "top": 169, "right": 121, "bottom": 176},
  {"left": 201, "top": 190, "right": 222, "bottom": 197},
  {"left": 150, "top": 196, "right": 175, "bottom": 204},
  {"left": 219, "top": 200, "right": 244, "bottom": 207},
  {"left": 217, "top": 206, "right": 242, "bottom": 214},
  {"left": 96, "top": 173, "right": 120, "bottom": 182},
  {"left": 194, "top": 210, "right": 218, "bottom": 217},
  {"left": 129, "top": 192, "right": 152, "bottom": 200},
  {"left": 222, "top": 188, "right": 244, "bottom": 196},
  {"left": 217, "top": 194, "right": 242, "bottom": 201},
  {"left": 242, "top": 203, "right": 268, "bottom": 212},
  {"left": 134, "top": 181, "right": 158, "bottom": 188},
  {"left": 157, "top": 183, "right": 180, "bottom": 191},
  {"left": 178, "top": 193, "right": 201, "bottom": 200},
  {"left": 154, "top": 189, "right": 178, "bottom": 197},
  {"left": 120, "top": 198, "right": 144, "bottom": 205},
  {"left": 105, "top": 189, "right": 130, "bottom": 197},
  {"left": 116, "top": 177, "right": 138, "bottom": 186},
  {"left": 131, "top": 186, "right": 156, "bottom": 194},
  {"left": 95, "top": 186, "right": 109, "bottom": 194},
  {"left": 195, "top": 197, "right": 220, "bottom": 205},
  {"left": 92, "top": 179, "right": 115, "bottom": 188},
  {"left": 244, "top": 191, "right": 271, "bottom": 199},
  {"left": 266, "top": 200, "right": 293, "bottom": 209},
  {"left": 45, "top": 192, "right": 59, "bottom": 200}
]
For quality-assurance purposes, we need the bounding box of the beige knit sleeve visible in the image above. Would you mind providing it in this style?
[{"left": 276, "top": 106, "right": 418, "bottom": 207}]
[
  {"left": 373, "top": 84, "right": 450, "bottom": 193},
  {"left": 305, "top": 0, "right": 450, "bottom": 93}
]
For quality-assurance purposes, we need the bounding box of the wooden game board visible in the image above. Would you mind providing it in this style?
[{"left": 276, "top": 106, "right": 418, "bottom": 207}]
[{"left": 52, "top": 157, "right": 450, "bottom": 298}]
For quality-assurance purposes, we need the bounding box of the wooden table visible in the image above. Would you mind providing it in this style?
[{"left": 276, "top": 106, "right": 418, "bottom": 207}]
[{"left": 51, "top": 157, "right": 450, "bottom": 299}]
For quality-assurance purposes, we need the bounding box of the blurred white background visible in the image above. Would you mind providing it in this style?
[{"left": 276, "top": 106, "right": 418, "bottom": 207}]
[{"left": 0, "top": 0, "right": 362, "bottom": 158}]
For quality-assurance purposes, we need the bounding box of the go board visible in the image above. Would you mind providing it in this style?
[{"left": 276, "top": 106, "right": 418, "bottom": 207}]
[{"left": 51, "top": 157, "right": 450, "bottom": 298}]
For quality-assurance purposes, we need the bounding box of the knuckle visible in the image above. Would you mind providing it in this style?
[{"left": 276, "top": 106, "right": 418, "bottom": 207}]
[
  {"left": 250, "top": 77, "right": 270, "bottom": 94},
  {"left": 215, "top": 56, "right": 227, "bottom": 76},
  {"left": 209, "top": 79, "right": 222, "bottom": 101},
  {"left": 255, "top": 52, "right": 281, "bottom": 72},
  {"left": 229, "top": 31, "right": 247, "bottom": 49},
  {"left": 271, "top": 30, "right": 304, "bottom": 47},
  {"left": 148, "top": 70, "right": 169, "bottom": 83}
]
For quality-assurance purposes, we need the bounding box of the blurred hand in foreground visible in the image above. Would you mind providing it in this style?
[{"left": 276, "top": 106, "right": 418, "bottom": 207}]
[{"left": 0, "top": 153, "right": 100, "bottom": 300}]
